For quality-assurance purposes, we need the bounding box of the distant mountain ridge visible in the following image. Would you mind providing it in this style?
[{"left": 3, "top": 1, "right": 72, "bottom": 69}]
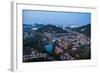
[
  {"left": 36, "top": 25, "right": 68, "bottom": 33},
  {"left": 71, "top": 24, "right": 91, "bottom": 37},
  {"left": 23, "top": 23, "right": 45, "bottom": 32},
  {"left": 23, "top": 23, "right": 91, "bottom": 37}
]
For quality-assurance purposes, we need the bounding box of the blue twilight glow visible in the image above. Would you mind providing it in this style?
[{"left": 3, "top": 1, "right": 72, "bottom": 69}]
[{"left": 23, "top": 10, "right": 91, "bottom": 27}]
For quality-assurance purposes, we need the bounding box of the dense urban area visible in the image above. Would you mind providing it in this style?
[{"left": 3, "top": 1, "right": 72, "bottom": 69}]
[{"left": 23, "top": 23, "right": 91, "bottom": 62}]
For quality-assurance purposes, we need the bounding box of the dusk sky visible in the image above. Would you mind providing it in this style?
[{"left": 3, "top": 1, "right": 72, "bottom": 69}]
[{"left": 23, "top": 10, "right": 91, "bottom": 27}]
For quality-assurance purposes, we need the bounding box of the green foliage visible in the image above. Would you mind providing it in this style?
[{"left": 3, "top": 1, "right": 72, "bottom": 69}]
[
  {"left": 78, "top": 45, "right": 91, "bottom": 59},
  {"left": 23, "top": 33, "right": 43, "bottom": 52}
]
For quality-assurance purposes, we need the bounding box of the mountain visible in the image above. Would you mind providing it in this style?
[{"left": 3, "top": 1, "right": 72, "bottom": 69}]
[
  {"left": 36, "top": 25, "right": 68, "bottom": 33},
  {"left": 34, "top": 23, "right": 45, "bottom": 29},
  {"left": 23, "top": 24, "right": 32, "bottom": 33},
  {"left": 23, "top": 24, "right": 45, "bottom": 33},
  {"left": 71, "top": 24, "right": 91, "bottom": 37}
]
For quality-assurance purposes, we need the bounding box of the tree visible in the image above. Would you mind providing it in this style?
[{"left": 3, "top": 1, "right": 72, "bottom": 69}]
[{"left": 78, "top": 45, "right": 91, "bottom": 59}]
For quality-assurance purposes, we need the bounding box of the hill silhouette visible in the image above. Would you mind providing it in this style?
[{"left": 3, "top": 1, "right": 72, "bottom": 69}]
[
  {"left": 36, "top": 25, "right": 68, "bottom": 33},
  {"left": 72, "top": 24, "right": 91, "bottom": 37}
]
